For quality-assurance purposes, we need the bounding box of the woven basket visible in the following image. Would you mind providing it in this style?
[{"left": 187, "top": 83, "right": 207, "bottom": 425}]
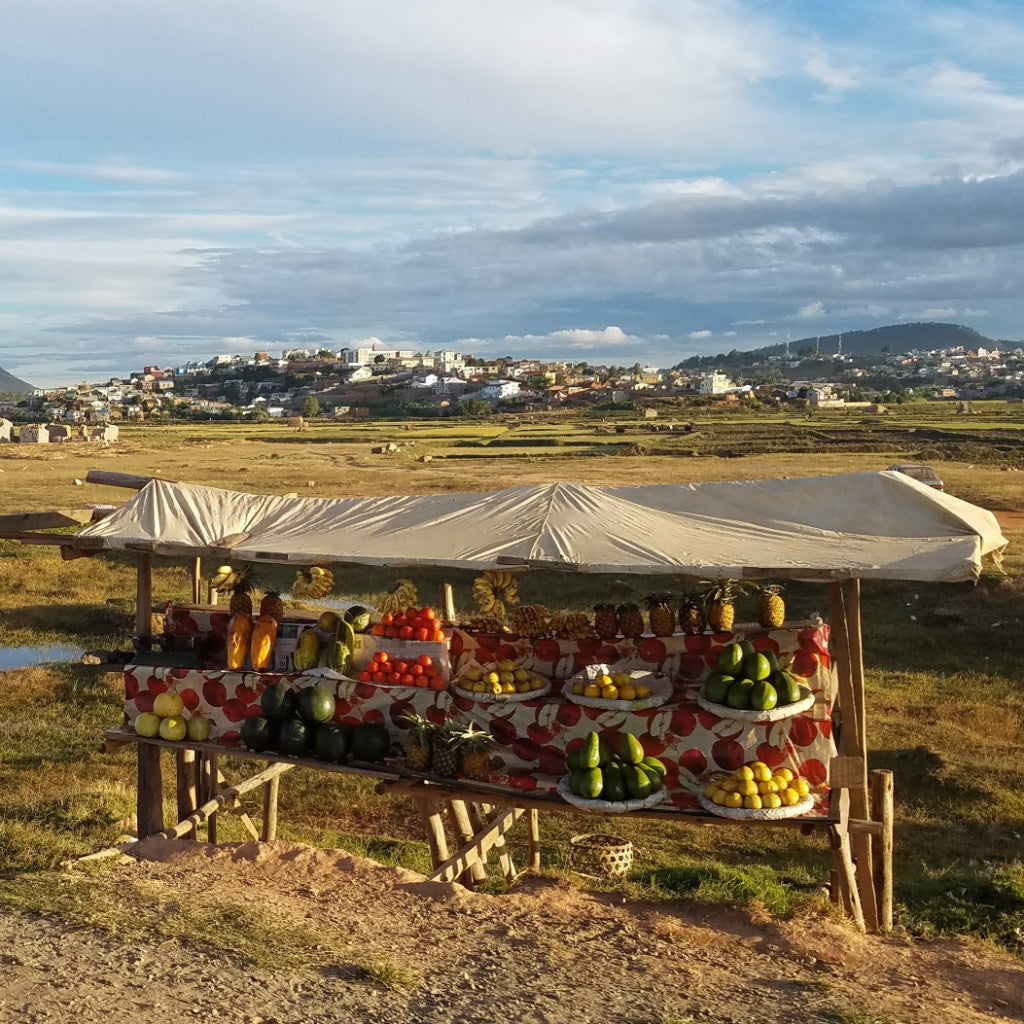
[{"left": 568, "top": 833, "right": 634, "bottom": 878}]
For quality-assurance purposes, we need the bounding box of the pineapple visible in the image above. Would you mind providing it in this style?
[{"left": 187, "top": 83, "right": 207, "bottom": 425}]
[
  {"left": 457, "top": 723, "right": 495, "bottom": 782},
  {"left": 757, "top": 583, "right": 786, "bottom": 629},
  {"left": 259, "top": 589, "right": 285, "bottom": 623},
  {"left": 431, "top": 721, "right": 462, "bottom": 778},
  {"left": 678, "top": 590, "right": 707, "bottom": 636},
  {"left": 593, "top": 602, "right": 619, "bottom": 640},
  {"left": 402, "top": 714, "right": 437, "bottom": 772},
  {"left": 644, "top": 592, "right": 676, "bottom": 637},
  {"left": 701, "top": 579, "right": 748, "bottom": 634},
  {"left": 228, "top": 578, "right": 257, "bottom": 618},
  {"left": 616, "top": 602, "right": 645, "bottom": 639}
]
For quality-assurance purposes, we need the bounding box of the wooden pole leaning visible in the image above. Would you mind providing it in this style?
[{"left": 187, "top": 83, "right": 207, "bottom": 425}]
[
  {"left": 871, "top": 768, "right": 895, "bottom": 932},
  {"left": 447, "top": 800, "right": 488, "bottom": 885},
  {"left": 175, "top": 749, "right": 198, "bottom": 840}
]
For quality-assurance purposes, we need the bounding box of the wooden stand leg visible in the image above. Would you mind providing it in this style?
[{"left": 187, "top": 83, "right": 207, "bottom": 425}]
[
  {"left": 827, "top": 823, "right": 865, "bottom": 933},
  {"left": 417, "top": 798, "right": 450, "bottom": 869},
  {"left": 137, "top": 742, "right": 164, "bottom": 838},
  {"left": 871, "top": 769, "right": 894, "bottom": 932},
  {"left": 262, "top": 772, "right": 280, "bottom": 841},
  {"left": 477, "top": 803, "right": 516, "bottom": 883},
  {"left": 527, "top": 808, "right": 541, "bottom": 872},
  {"left": 216, "top": 768, "right": 260, "bottom": 840},
  {"left": 448, "top": 801, "right": 487, "bottom": 886},
  {"left": 175, "top": 749, "right": 197, "bottom": 840}
]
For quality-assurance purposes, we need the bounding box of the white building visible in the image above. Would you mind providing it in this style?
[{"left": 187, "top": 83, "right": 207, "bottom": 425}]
[
  {"left": 697, "top": 371, "right": 735, "bottom": 395},
  {"left": 478, "top": 379, "right": 520, "bottom": 401}
]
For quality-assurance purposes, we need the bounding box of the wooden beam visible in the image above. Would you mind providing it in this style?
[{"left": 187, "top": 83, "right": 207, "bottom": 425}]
[
  {"left": 416, "top": 798, "right": 450, "bottom": 870},
  {"left": 175, "top": 749, "right": 198, "bottom": 841},
  {"left": 262, "top": 772, "right": 280, "bottom": 841},
  {"left": 85, "top": 469, "right": 156, "bottom": 490},
  {"left": 0, "top": 509, "right": 97, "bottom": 530},
  {"left": 137, "top": 743, "right": 164, "bottom": 838},
  {"left": 871, "top": 769, "right": 895, "bottom": 933},
  {"left": 527, "top": 808, "right": 541, "bottom": 871},
  {"left": 192, "top": 556, "right": 203, "bottom": 604},
  {"left": 441, "top": 583, "right": 456, "bottom": 625},
  {"left": 428, "top": 807, "right": 525, "bottom": 884},
  {"left": 0, "top": 531, "right": 105, "bottom": 546},
  {"left": 474, "top": 802, "right": 516, "bottom": 882},
  {"left": 447, "top": 800, "right": 488, "bottom": 885}
]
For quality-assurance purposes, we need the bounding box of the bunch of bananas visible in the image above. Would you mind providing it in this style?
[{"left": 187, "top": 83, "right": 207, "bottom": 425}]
[
  {"left": 292, "top": 566, "right": 335, "bottom": 600},
  {"left": 510, "top": 604, "right": 552, "bottom": 637},
  {"left": 472, "top": 570, "right": 520, "bottom": 620},
  {"left": 460, "top": 615, "right": 506, "bottom": 633},
  {"left": 377, "top": 578, "right": 419, "bottom": 616},
  {"left": 208, "top": 564, "right": 248, "bottom": 594},
  {"left": 550, "top": 611, "right": 595, "bottom": 640}
]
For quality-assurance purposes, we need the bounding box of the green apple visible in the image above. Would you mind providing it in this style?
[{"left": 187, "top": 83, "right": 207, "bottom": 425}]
[
  {"left": 186, "top": 716, "right": 212, "bottom": 742},
  {"left": 153, "top": 692, "right": 184, "bottom": 718},
  {"left": 134, "top": 712, "right": 160, "bottom": 738},
  {"left": 158, "top": 715, "right": 187, "bottom": 741}
]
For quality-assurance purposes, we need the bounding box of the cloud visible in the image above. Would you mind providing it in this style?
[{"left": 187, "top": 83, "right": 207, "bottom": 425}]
[
  {"left": 6, "top": 159, "right": 184, "bottom": 184},
  {"left": 796, "top": 302, "right": 826, "bottom": 319},
  {"left": 688, "top": 330, "right": 713, "bottom": 338}
]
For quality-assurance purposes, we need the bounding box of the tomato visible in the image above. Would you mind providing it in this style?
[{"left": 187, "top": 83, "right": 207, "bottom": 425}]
[
  {"left": 417, "top": 654, "right": 433, "bottom": 668},
  {"left": 381, "top": 613, "right": 394, "bottom": 625},
  {"left": 371, "top": 672, "right": 386, "bottom": 683},
  {"left": 386, "top": 626, "right": 400, "bottom": 638},
  {"left": 376, "top": 651, "right": 390, "bottom": 664},
  {"left": 387, "top": 671, "right": 402, "bottom": 685},
  {"left": 414, "top": 627, "right": 429, "bottom": 642},
  {"left": 371, "top": 624, "right": 386, "bottom": 636},
  {"left": 410, "top": 663, "right": 424, "bottom": 676},
  {"left": 393, "top": 660, "right": 408, "bottom": 674},
  {"left": 398, "top": 673, "right": 414, "bottom": 686},
  {"left": 421, "top": 607, "right": 436, "bottom": 620},
  {"left": 358, "top": 670, "right": 372, "bottom": 682},
  {"left": 399, "top": 625, "right": 415, "bottom": 640},
  {"left": 415, "top": 677, "right": 429, "bottom": 688},
  {"left": 405, "top": 606, "right": 419, "bottom": 620},
  {"left": 432, "top": 629, "right": 445, "bottom": 642},
  {"left": 393, "top": 615, "right": 407, "bottom": 627},
  {"left": 429, "top": 677, "right": 446, "bottom": 690}
]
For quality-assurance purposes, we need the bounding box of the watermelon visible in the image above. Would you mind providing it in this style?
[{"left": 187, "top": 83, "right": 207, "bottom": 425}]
[
  {"left": 277, "top": 719, "right": 313, "bottom": 758},
  {"left": 312, "top": 723, "right": 349, "bottom": 763},
  {"left": 260, "top": 681, "right": 296, "bottom": 722},
  {"left": 350, "top": 722, "right": 390, "bottom": 762},
  {"left": 296, "top": 685, "right": 336, "bottom": 725},
  {"left": 240, "top": 715, "right": 277, "bottom": 753}
]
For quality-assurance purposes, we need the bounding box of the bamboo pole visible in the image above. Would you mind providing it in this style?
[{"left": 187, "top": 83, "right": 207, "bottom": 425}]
[
  {"left": 192, "top": 556, "right": 203, "bottom": 604},
  {"left": 871, "top": 769, "right": 895, "bottom": 932},
  {"left": 206, "top": 753, "right": 219, "bottom": 844},
  {"left": 416, "top": 798, "right": 450, "bottom": 869},
  {"left": 175, "top": 749, "right": 198, "bottom": 840},
  {"left": 527, "top": 808, "right": 541, "bottom": 871},
  {"left": 441, "top": 582, "right": 456, "bottom": 624},
  {"left": 262, "top": 773, "right": 280, "bottom": 841},
  {"left": 475, "top": 802, "right": 516, "bottom": 882},
  {"left": 429, "top": 808, "right": 525, "bottom": 884},
  {"left": 447, "top": 800, "right": 488, "bottom": 885},
  {"left": 137, "top": 742, "right": 164, "bottom": 838}
]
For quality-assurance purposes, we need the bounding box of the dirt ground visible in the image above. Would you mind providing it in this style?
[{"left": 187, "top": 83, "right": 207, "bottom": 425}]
[{"left": 2, "top": 838, "right": 1023, "bottom": 1024}]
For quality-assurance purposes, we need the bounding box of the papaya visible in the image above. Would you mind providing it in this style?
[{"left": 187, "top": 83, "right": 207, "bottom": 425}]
[
  {"left": 751, "top": 679, "right": 778, "bottom": 711},
  {"left": 619, "top": 732, "right": 645, "bottom": 765},
  {"left": 293, "top": 627, "right": 321, "bottom": 672},
  {"left": 250, "top": 614, "right": 278, "bottom": 672},
  {"left": 226, "top": 614, "right": 253, "bottom": 671},
  {"left": 704, "top": 672, "right": 735, "bottom": 704},
  {"left": 579, "top": 767, "right": 604, "bottom": 800},
  {"left": 602, "top": 763, "right": 626, "bottom": 802},
  {"left": 581, "top": 732, "right": 601, "bottom": 769},
  {"left": 624, "top": 764, "right": 653, "bottom": 799}
]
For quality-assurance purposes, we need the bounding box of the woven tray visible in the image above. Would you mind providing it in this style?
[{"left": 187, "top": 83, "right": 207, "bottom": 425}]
[
  {"left": 557, "top": 774, "right": 668, "bottom": 813},
  {"left": 696, "top": 791, "right": 815, "bottom": 820},
  {"left": 561, "top": 671, "right": 672, "bottom": 711},
  {"left": 450, "top": 680, "right": 551, "bottom": 703},
  {"left": 697, "top": 685, "right": 815, "bottom": 723}
]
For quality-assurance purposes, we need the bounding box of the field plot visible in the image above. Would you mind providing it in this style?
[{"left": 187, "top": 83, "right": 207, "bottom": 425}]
[{"left": 1, "top": 409, "right": 1023, "bottom": 978}]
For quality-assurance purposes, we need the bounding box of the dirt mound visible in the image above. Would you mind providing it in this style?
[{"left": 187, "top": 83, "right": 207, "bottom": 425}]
[{"left": 4, "top": 837, "right": 1020, "bottom": 1024}]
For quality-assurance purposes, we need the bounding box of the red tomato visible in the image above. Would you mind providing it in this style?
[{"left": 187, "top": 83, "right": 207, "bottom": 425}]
[
  {"left": 410, "top": 663, "right": 424, "bottom": 676},
  {"left": 371, "top": 671, "right": 386, "bottom": 683},
  {"left": 380, "top": 613, "right": 394, "bottom": 625},
  {"left": 387, "top": 671, "right": 402, "bottom": 685},
  {"left": 429, "top": 677, "right": 446, "bottom": 690},
  {"left": 432, "top": 630, "right": 445, "bottom": 642},
  {"left": 393, "top": 660, "right": 408, "bottom": 674},
  {"left": 371, "top": 624, "right": 386, "bottom": 636},
  {"left": 399, "top": 625, "right": 415, "bottom": 640},
  {"left": 386, "top": 626, "right": 400, "bottom": 638},
  {"left": 376, "top": 651, "right": 390, "bottom": 664},
  {"left": 417, "top": 654, "right": 433, "bottom": 668},
  {"left": 399, "top": 674, "right": 415, "bottom": 686},
  {"left": 405, "top": 606, "right": 419, "bottom": 620},
  {"left": 358, "top": 670, "right": 372, "bottom": 682},
  {"left": 414, "top": 627, "right": 429, "bottom": 642},
  {"left": 421, "top": 607, "right": 436, "bottom": 620}
]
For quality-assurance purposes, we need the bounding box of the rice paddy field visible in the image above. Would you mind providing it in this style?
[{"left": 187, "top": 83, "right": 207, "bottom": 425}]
[{"left": 1, "top": 402, "right": 1022, "bottom": 958}]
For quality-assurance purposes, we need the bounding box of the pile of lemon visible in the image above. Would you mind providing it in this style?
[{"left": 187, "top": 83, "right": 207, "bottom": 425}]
[
  {"left": 459, "top": 659, "right": 548, "bottom": 695},
  {"left": 571, "top": 670, "right": 652, "bottom": 701},
  {"left": 703, "top": 761, "right": 811, "bottom": 811}
]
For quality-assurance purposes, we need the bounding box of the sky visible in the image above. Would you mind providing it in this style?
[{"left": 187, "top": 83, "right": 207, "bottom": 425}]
[{"left": 3, "top": 1, "right": 1024, "bottom": 386}]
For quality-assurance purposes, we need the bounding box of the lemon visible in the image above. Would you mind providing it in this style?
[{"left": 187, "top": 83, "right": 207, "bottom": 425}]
[
  {"left": 742, "top": 794, "right": 763, "bottom": 810},
  {"left": 502, "top": 681, "right": 517, "bottom": 693},
  {"left": 775, "top": 767, "right": 795, "bottom": 782},
  {"left": 153, "top": 692, "right": 184, "bottom": 719},
  {"left": 713, "top": 789, "right": 730, "bottom": 806},
  {"left": 572, "top": 681, "right": 586, "bottom": 695},
  {"left": 515, "top": 680, "right": 533, "bottom": 693},
  {"left": 763, "top": 793, "right": 783, "bottom": 809},
  {"left": 780, "top": 788, "right": 800, "bottom": 806},
  {"left": 596, "top": 673, "right": 613, "bottom": 687},
  {"left": 750, "top": 760, "right": 769, "bottom": 773},
  {"left": 612, "top": 672, "right": 631, "bottom": 687},
  {"left": 740, "top": 779, "right": 758, "bottom": 797},
  {"left": 753, "top": 764, "right": 773, "bottom": 783},
  {"left": 472, "top": 682, "right": 487, "bottom": 693},
  {"left": 634, "top": 684, "right": 651, "bottom": 699},
  {"left": 771, "top": 773, "right": 790, "bottom": 790},
  {"left": 704, "top": 782, "right": 721, "bottom": 799},
  {"left": 618, "top": 684, "right": 637, "bottom": 701},
  {"left": 720, "top": 776, "right": 739, "bottom": 793},
  {"left": 464, "top": 665, "right": 483, "bottom": 682},
  {"left": 513, "top": 668, "right": 528, "bottom": 682},
  {"left": 758, "top": 780, "right": 779, "bottom": 795},
  {"left": 499, "top": 671, "right": 515, "bottom": 685},
  {"left": 497, "top": 659, "right": 516, "bottom": 672},
  {"left": 530, "top": 676, "right": 546, "bottom": 690},
  {"left": 486, "top": 671, "right": 501, "bottom": 685},
  {"left": 795, "top": 778, "right": 810, "bottom": 798},
  {"left": 724, "top": 791, "right": 743, "bottom": 809},
  {"left": 600, "top": 685, "right": 619, "bottom": 700},
  {"left": 583, "top": 683, "right": 602, "bottom": 698},
  {"left": 738, "top": 766, "right": 755, "bottom": 781}
]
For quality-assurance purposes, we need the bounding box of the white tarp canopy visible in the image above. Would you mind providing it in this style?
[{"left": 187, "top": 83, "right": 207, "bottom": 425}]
[{"left": 74, "top": 471, "right": 1006, "bottom": 583}]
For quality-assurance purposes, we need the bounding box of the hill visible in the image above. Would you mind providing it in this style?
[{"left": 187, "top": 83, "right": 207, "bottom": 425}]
[
  {"left": 0, "top": 364, "right": 35, "bottom": 395},
  {"left": 757, "top": 322, "right": 1000, "bottom": 360}
]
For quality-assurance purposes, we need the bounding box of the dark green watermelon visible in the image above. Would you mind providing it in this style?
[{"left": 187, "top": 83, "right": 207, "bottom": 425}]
[
  {"left": 350, "top": 722, "right": 390, "bottom": 763},
  {"left": 260, "top": 680, "right": 296, "bottom": 722},
  {"left": 312, "top": 723, "right": 349, "bottom": 763},
  {"left": 240, "top": 715, "right": 277, "bottom": 753},
  {"left": 296, "top": 685, "right": 336, "bottom": 725},
  {"left": 277, "top": 719, "right": 313, "bottom": 758}
]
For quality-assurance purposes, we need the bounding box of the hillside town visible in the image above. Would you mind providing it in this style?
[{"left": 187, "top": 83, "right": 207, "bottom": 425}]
[{"left": 2, "top": 336, "right": 1024, "bottom": 435}]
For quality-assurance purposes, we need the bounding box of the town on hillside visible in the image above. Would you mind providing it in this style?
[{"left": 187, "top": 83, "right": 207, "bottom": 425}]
[{"left": 2, "top": 337, "right": 1023, "bottom": 441}]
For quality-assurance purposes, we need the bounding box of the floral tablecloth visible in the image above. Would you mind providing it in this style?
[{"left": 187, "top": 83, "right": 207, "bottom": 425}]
[{"left": 124, "top": 623, "right": 835, "bottom": 813}]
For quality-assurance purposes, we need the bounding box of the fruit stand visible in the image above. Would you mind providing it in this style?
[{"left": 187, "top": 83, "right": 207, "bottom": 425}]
[{"left": 2, "top": 468, "right": 1006, "bottom": 935}]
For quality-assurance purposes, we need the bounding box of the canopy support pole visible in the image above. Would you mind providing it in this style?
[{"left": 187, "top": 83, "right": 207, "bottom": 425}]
[
  {"left": 829, "top": 579, "right": 881, "bottom": 932},
  {"left": 192, "top": 556, "right": 202, "bottom": 604},
  {"left": 135, "top": 552, "right": 153, "bottom": 646}
]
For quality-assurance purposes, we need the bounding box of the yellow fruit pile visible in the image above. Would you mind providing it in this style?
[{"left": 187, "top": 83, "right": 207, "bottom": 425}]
[
  {"left": 571, "top": 670, "right": 651, "bottom": 702},
  {"left": 134, "top": 691, "right": 213, "bottom": 742},
  {"left": 458, "top": 658, "right": 547, "bottom": 695},
  {"left": 703, "top": 762, "right": 810, "bottom": 811}
]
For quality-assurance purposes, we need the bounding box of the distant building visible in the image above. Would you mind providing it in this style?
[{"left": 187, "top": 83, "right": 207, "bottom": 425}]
[
  {"left": 478, "top": 379, "right": 520, "bottom": 401},
  {"left": 698, "top": 371, "right": 735, "bottom": 395}
]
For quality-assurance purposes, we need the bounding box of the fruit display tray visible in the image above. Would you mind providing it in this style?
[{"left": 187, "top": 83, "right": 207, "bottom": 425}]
[
  {"left": 696, "top": 791, "right": 815, "bottom": 820},
  {"left": 696, "top": 685, "right": 815, "bottom": 723},
  {"left": 557, "top": 774, "right": 668, "bottom": 813},
  {"left": 561, "top": 672, "right": 672, "bottom": 711},
  {"left": 450, "top": 680, "right": 552, "bottom": 704}
]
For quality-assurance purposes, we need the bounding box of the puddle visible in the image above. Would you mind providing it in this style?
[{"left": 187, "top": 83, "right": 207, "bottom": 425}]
[{"left": 0, "top": 644, "right": 81, "bottom": 670}]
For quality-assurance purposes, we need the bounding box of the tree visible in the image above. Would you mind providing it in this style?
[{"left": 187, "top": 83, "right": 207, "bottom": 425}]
[
  {"left": 251, "top": 404, "right": 271, "bottom": 422},
  {"left": 301, "top": 396, "right": 321, "bottom": 418},
  {"left": 373, "top": 354, "right": 386, "bottom": 364},
  {"left": 457, "top": 398, "right": 492, "bottom": 418}
]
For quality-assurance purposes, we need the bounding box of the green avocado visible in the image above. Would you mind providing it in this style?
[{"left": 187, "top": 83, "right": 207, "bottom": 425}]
[
  {"left": 751, "top": 679, "right": 779, "bottom": 711},
  {"left": 579, "top": 767, "right": 604, "bottom": 800},
  {"left": 704, "top": 672, "right": 735, "bottom": 705},
  {"left": 581, "top": 732, "right": 601, "bottom": 769},
  {"left": 602, "top": 763, "right": 626, "bottom": 802},
  {"left": 725, "top": 678, "right": 754, "bottom": 710},
  {"left": 641, "top": 755, "right": 667, "bottom": 778},
  {"left": 624, "top": 764, "right": 653, "bottom": 799},
  {"left": 619, "top": 732, "right": 645, "bottom": 765}
]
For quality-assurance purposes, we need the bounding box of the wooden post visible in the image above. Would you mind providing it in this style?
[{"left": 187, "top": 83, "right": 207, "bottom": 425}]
[
  {"left": 441, "top": 582, "right": 456, "bottom": 624},
  {"left": 137, "top": 743, "right": 164, "bottom": 838},
  {"left": 829, "top": 580, "right": 880, "bottom": 932},
  {"left": 262, "top": 772, "right": 280, "bottom": 841},
  {"left": 448, "top": 800, "right": 488, "bottom": 885},
  {"left": 527, "top": 808, "right": 541, "bottom": 871},
  {"left": 175, "top": 749, "right": 197, "bottom": 840},
  {"left": 191, "top": 556, "right": 202, "bottom": 604},
  {"left": 416, "top": 798, "right": 450, "bottom": 869},
  {"left": 135, "top": 551, "right": 153, "bottom": 646},
  {"left": 871, "top": 769, "right": 895, "bottom": 932},
  {"left": 476, "top": 802, "right": 516, "bottom": 882},
  {"left": 206, "top": 753, "right": 219, "bottom": 844}
]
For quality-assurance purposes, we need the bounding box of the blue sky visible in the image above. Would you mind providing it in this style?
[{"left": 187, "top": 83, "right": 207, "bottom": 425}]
[{"left": 3, "top": 0, "right": 1024, "bottom": 385}]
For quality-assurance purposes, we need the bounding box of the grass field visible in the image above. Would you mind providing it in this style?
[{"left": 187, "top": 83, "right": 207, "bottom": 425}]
[{"left": 1, "top": 407, "right": 1023, "bottom": 960}]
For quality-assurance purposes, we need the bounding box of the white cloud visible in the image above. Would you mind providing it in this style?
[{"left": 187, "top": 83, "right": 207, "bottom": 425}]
[
  {"left": 920, "top": 307, "right": 957, "bottom": 319},
  {"left": 688, "top": 330, "right": 713, "bottom": 339},
  {"left": 796, "top": 302, "right": 826, "bottom": 319},
  {"left": 7, "top": 159, "right": 183, "bottom": 184}
]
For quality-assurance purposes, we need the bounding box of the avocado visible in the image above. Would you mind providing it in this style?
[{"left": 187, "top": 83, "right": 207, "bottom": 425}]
[
  {"left": 579, "top": 767, "right": 604, "bottom": 800},
  {"left": 602, "top": 763, "right": 626, "bottom": 802},
  {"left": 624, "top": 764, "right": 653, "bottom": 799},
  {"left": 725, "top": 678, "right": 754, "bottom": 710},
  {"left": 751, "top": 679, "right": 779, "bottom": 711},
  {"left": 641, "top": 755, "right": 667, "bottom": 778},
  {"left": 598, "top": 739, "right": 614, "bottom": 766},
  {"left": 581, "top": 732, "right": 601, "bottom": 769},
  {"left": 619, "top": 732, "right": 645, "bottom": 765}
]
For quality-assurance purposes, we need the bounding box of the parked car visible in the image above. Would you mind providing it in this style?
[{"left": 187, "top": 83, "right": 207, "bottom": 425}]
[{"left": 886, "top": 463, "right": 944, "bottom": 491}]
